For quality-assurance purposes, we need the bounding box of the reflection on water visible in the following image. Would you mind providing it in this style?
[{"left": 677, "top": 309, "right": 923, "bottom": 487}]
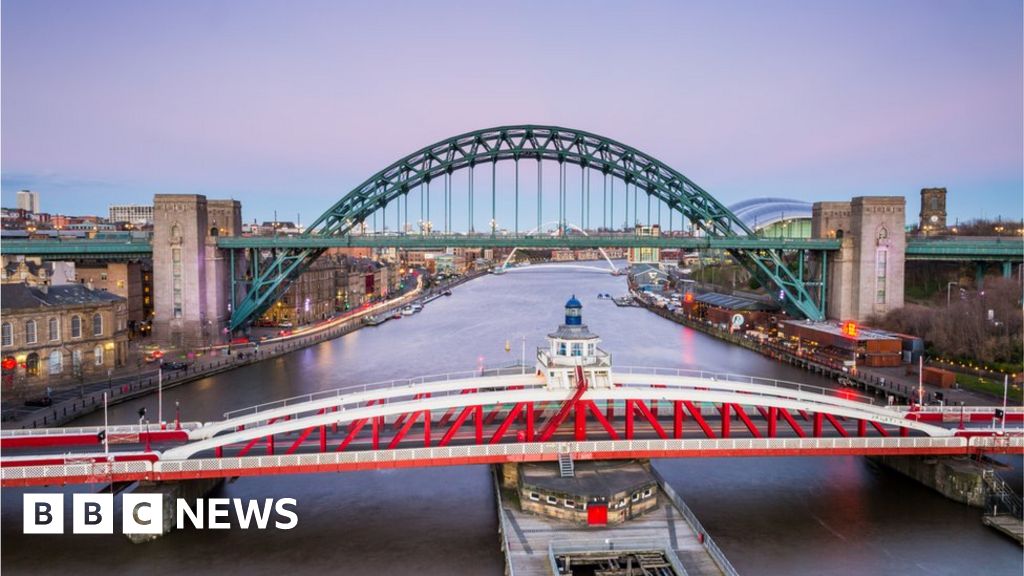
[{"left": 2, "top": 266, "right": 1021, "bottom": 575}]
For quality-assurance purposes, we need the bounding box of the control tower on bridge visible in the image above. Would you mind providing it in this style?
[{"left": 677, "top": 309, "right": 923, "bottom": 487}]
[{"left": 537, "top": 295, "right": 613, "bottom": 389}]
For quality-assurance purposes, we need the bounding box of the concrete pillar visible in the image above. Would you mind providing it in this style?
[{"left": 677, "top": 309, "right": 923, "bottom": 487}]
[
  {"left": 152, "top": 195, "right": 244, "bottom": 348},
  {"left": 126, "top": 478, "right": 225, "bottom": 543},
  {"left": 1002, "top": 261, "right": 1012, "bottom": 279},
  {"left": 976, "top": 262, "right": 986, "bottom": 290},
  {"left": 812, "top": 197, "right": 906, "bottom": 321},
  {"left": 500, "top": 462, "right": 520, "bottom": 489}
]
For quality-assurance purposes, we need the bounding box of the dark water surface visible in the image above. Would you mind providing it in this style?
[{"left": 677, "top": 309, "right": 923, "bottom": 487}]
[{"left": 3, "top": 266, "right": 1021, "bottom": 575}]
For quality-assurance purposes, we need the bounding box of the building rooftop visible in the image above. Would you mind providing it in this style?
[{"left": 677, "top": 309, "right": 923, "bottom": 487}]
[
  {"left": 728, "top": 197, "right": 812, "bottom": 232},
  {"left": 520, "top": 461, "right": 654, "bottom": 498},
  {"left": 1, "top": 283, "right": 125, "bottom": 311},
  {"left": 695, "top": 292, "right": 779, "bottom": 312},
  {"left": 781, "top": 320, "right": 898, "bottom": 341}
]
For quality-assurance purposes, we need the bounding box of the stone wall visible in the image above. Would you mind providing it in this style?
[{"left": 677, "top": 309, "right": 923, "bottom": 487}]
[{"left": 869, "top": 455, "right": 988, "bottom": 508}]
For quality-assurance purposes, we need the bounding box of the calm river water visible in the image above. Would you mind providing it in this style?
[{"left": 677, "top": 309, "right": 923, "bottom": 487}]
[{"left": 2, "top": 265, "right": 1021, "bottom": 575}]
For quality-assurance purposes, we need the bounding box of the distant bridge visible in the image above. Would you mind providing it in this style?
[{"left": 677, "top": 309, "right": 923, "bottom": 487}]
[{"left": 4, "top": 235, "right": 1022, "bottom": 259}]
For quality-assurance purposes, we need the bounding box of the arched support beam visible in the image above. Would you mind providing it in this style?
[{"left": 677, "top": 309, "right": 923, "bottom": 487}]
[{"left": 230, "top": 125, "right": 823, "bottom": 330}]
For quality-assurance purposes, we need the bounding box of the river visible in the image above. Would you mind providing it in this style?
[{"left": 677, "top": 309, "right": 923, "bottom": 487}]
[{"left": 2, "top": 265, "right": 1021, "bottom": 575}]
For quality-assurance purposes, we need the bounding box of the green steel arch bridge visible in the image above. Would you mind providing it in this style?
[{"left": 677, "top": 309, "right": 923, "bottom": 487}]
[{"left": 3, "top": 125, "right": 1022, "bottom": 331}]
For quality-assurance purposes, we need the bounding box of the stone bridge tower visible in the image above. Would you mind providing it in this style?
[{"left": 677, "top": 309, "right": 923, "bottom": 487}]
[
  {"left": 812, "top": 196, "right": 906, "bottom": 322},
  {"left": 152, "top": 195, "right": 244, "bottom": 348}
]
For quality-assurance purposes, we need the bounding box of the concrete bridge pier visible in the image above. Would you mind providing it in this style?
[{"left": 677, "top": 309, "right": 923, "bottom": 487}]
[{"left": 126, "top": 477, "right": 225, "bottom": 543}]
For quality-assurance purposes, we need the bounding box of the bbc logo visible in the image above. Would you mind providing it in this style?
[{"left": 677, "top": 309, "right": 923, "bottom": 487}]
[{"left": 23, "top": 493, "right": 163, "bottom": 535}]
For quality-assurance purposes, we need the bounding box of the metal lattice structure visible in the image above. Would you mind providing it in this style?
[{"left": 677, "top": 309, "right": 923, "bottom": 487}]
[{"left": 234, "top": 125, "right": 828, "bottom": 329}]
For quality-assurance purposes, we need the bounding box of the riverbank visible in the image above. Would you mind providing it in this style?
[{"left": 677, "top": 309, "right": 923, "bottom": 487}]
[
  {"left": 629, "top": 292, "right": 1001, "bottom": 407},
  {"left": 3, "top": 270, "right": 486, "bottom": 430}
]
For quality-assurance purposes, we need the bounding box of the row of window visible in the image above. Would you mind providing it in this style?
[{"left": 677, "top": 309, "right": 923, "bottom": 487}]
[
  {"left": 1, "top": 315, "right": 104, "bottom": 347},
  {"left": 3, "top": 346, "right": 108, "bottom": 376},
  {"left": 555, "top": 342, "right": 596, "bottom": 357},
  {"left": 526, "top": 488, "right": 654, "bottom": 511}
]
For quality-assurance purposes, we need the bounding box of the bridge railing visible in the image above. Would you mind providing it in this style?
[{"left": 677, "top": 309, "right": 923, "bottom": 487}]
[
  {"left": 615, "top": 366, "right": 875, "bottom": 403},
  {"left": 149, "top": 437, "right": 984, "bottom": 476},
  {"left": 7, "top": 436, "right": 1023, "bottom": 484},
  {"left": 892, "top": 405, "right": 1024, "bottom": 414},
  {"left": 650, "top": 464, "right": 739, "bottom": 576},
  {"left": 0, "top": 422, "right": 203, "bottom": 437},
  {"left": 222, "top": 366, "right": 538, "bottom": 419}
]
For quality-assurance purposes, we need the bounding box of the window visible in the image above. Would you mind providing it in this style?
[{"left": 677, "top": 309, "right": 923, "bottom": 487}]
[
  {"left": 642, "top": 489, "right": 653, "bottom": 498},
  {"left": 546, "top": 496, "right": 558, "bottom": 505},
  {"left": 48, "top": 351, "right": 62, "bottom": 374},
  {"left": 100, "top": 272, "right": 108, "bottom": 281},
  {"left": 94, "top": 345, "right": 104, "bottom": 366},
  {"left": 71, "top": 315, "right": 82, "bottom": 338},
  {"left": 558, "top": 342, "right": 567, "bottom": 356},
  {"left": 1, "top": 322, "right": 11, "bottom": 346},
  {"left": 92, "top": 313, "right": 103, "bottom": 336},
  {"left": 26, "top": 352, "right": 39, "bottom": 375},
  {"left": 72, "top": 349, "right": 82, "bottom": 371},
  {"left": 875, "top": 249, "right": 887, "bottom": 304},
  {"left": 571, "top": 343, "right": 582, "bottom": 357},
  {"left": 564, "top": 500, "right": 575, "bottom": 509},
  {"left": 48, "top": 318, "right": 59, "bottom": 341},
  {"left": 25, "top": 320, "right": 37, "bottom": 344},
  {"left": 632, "top": 493, "right": 641, "bottom": 502},
  {"left": 587, "top": 344, "right": 595, "bottom": 356},
  {"left": 172, "top": 247, "right": 183, "bottom": 318},
  {"left": 528, "top": 493, "right": 540, "bottom": 502}
]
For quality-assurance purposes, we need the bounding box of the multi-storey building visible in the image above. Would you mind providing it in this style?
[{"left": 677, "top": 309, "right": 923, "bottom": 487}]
[
  {"left": 108, "top": 204, "right": 154, "bottom": 225},
  {"left": 1, "top": 284, "right": 129, "bottom": 389},
  {"left": 16, "top": 190, "right": 40, "bottom": 213},
  {"left": 75, "top": 262, "right": 152, "bottom": 330}
]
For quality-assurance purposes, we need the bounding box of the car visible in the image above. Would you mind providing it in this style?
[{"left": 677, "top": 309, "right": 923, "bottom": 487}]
[
  {"left": 161, "top": 361, "right": 188, "bottom": 371},
  {"left": 24, "top": 396, "right": 53, "bottom": 408}
]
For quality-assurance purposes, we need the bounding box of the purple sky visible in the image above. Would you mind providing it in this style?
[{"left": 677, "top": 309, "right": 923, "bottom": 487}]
[{"left": 2, "top": 0, "right": 1022, "bottom": 226}]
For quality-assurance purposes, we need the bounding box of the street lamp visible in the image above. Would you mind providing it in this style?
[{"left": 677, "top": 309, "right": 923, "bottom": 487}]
[{"left": 946, "top": 282, "right": 959, "bottom": 307}]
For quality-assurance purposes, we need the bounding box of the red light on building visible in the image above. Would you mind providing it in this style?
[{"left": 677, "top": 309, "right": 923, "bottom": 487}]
[
  {"left": 842, "top": 321, "right": 858, "bottom": 338},
  {"left": 1, "top": 357, "right": 16, "bottom": 371},
  {"left": 683, "top": 293, "right": 694, "bottom": 304}
]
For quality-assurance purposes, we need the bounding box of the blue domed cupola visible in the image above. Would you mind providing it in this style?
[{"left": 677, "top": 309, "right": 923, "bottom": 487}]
[{"left": 565, "top": 295, "right": 583, "bottom": 325}]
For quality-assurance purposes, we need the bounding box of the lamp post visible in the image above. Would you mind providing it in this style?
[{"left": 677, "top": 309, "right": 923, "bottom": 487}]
[
  {"left": 917, "top": 356, "right": 925, "bottom": 407},
  {"left": 946, "top": 282, "right": 959, "bottom": 307},
  {"left": 1001, "top": 375, "right": 1008, "bottom": 433}
]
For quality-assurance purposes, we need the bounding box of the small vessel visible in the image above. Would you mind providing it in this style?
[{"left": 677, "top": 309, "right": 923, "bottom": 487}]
[
  {"left": 401, "top": 305, "right": 415, "bottom": 316},
  {"left": 491, "top": 267, "right": 506, "bottom": 275},
  {"left": 442, "top": 289, "right": 452, "bottom": 296},
  {"left": 411, "top": 303, "right": 424, "bottom": 313},
  {"left": 363, "top": 315, "right": 387, "bottom": 326},
  {"left": 391, "top": 311, "right": 402, "bottom": 320}
]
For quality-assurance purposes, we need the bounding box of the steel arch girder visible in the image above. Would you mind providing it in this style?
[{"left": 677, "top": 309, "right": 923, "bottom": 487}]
[{"left": 230, "top": 125, "right": 824, "bottom": 329}]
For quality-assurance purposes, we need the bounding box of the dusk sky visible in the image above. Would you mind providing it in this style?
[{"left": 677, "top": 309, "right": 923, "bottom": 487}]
[{"left": 2, "top": 0, "right": 1022, "bottom": 226}]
